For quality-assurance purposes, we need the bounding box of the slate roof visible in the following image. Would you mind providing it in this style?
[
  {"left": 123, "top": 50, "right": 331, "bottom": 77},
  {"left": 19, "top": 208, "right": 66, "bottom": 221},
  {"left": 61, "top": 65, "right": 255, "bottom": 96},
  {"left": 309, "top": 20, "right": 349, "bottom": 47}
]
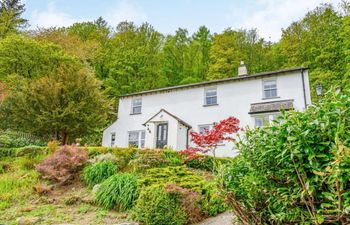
[
  {"left": 249, "top": 99, "right": 294, "bottom": 114},
  {"left": 143, "top": 109, "right": 192, "bottom": 128},
  {"left": 120, "top": 67, "right": 307, "bottom": 98}
]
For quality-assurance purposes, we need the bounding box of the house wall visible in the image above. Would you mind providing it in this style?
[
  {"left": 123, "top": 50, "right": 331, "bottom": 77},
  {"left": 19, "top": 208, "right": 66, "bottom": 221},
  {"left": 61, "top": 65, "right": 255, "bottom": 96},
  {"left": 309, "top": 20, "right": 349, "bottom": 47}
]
[{"left": 103, "top": 70, "right": 311, "bottom": 157}]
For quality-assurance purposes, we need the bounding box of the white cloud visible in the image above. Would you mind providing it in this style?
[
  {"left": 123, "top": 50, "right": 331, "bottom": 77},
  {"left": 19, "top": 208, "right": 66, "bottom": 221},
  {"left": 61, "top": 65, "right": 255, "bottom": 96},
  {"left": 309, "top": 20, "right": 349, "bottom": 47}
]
[
  {"left": 31, "top": 2, "right": 81, "bottom": 28},
  {"left": 229, "top": 0, "right": 342, "bottom": 41},
  {"left": 105, "top": 0, "right": 148, "bottom": 26}
]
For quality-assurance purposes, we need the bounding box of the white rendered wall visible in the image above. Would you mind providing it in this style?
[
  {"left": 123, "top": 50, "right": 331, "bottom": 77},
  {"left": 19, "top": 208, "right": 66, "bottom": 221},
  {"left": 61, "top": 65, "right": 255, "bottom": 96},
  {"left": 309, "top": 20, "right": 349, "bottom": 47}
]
[{"left": 103, "top": 71, "right": 311, "bottom": 157}]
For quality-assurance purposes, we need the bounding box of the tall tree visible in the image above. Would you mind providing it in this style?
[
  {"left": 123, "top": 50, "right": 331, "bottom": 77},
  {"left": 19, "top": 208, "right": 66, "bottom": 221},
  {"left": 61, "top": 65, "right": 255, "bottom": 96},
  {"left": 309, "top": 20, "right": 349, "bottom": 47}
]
[
  {"left": 0, "top": 62, "right": 111, "bottom": 144},
  {"left": 0, "top": 34, "right": 73, "bottom": 80},
  {"left": 207, "top": 29, "right": 244, "bottom": 80},
  {"left": 161, "top": 28, "right": 191, "bottom": 85},
  {"left": 280, "top": 4, "right": 346, "bottom": 94},
  {"left": 0, "top": 0, "right": 27, "bottom": 37},
  {"left": 188, "top": 26, "right": 212, "bottom": 81},
  {"left": 97, "top": 22, "right": 167, "bottom": 98}
]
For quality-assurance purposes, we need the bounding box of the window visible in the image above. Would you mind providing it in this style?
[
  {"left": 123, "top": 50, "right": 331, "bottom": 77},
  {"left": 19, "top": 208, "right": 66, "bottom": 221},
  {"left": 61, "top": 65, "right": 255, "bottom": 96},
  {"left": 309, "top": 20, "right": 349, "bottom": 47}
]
[
  {"left": 131, "top": 98, "right": 142, "bottom": 114},
  {"left": 263, "top": 79, "right": 277, "bottom": 99},
  {"left": 198, "top": 124, "right": 212, "bottom": 134},
  {"left": 204, "top": 87, "right": 217, "bottom": 106},
  {"left": 111, "top": 132, "right": 116, "bottom": 146},
  {"left": 254, "top": 113, "right": 280, "bottom": 128},
  {"left": 128, "top": 130, "right": 145, "bottom": 148},
  {"left": 198, "top": 124, "right": 223, "bottom": 144}
]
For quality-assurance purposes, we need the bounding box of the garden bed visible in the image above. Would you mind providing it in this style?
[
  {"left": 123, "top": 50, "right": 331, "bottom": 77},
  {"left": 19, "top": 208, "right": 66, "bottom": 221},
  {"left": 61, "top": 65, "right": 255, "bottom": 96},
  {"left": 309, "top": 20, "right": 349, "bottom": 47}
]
[{"left": 0, "top": 146, "right": 231, "bottom": 225}]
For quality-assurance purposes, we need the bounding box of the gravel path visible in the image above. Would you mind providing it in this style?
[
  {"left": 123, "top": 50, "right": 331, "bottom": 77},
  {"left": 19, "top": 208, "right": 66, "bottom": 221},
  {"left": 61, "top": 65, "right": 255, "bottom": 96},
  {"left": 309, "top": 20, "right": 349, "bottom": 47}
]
[{"left": 195, "top": 211, "right": 237, "bottom": 225}]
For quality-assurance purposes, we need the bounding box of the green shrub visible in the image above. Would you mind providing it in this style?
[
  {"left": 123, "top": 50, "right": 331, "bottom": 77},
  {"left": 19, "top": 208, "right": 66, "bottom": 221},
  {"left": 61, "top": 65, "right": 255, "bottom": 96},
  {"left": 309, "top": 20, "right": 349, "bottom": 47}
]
[
  {"left": 222, "top": 89, "right": 350, "bottom": 224},
  {"left": 138, "top": 166, "right": 206, "bottom": 193},
  {"left": 185, "top": 155, "right": 231, "bottom": 171},
  {"left": 95, "top": 173, "right": 137, "bottom": 210},
  {"left": 83, "top": 161, "right": 117, "bottom": 187},
  {"left": 0, "top": 131, "right": 46, "bottom": 148},
  {"left": 132, "top": 185, "right": 186, "bottom": 225},
  {"left": 200, "top": 182, "right": 228, "bottom": 216},
  {"left": 16, "top": 145, "right": 49, "bottom": 158},
  {"left": 163, "top": 149, "right": 183, "bottom": 166},
  {"left": 85, "top": 147, "right": 137, "bottom": 170},
  {"left": 129, "top": 149, "right": 169, "bottom": 172}
]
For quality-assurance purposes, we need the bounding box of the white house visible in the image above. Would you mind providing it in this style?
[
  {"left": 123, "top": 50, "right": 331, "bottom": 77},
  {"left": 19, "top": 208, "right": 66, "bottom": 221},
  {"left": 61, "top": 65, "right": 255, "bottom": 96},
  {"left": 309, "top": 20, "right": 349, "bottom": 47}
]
[{"left": 102, "top": 63, "right": 311, "bottom": 157}]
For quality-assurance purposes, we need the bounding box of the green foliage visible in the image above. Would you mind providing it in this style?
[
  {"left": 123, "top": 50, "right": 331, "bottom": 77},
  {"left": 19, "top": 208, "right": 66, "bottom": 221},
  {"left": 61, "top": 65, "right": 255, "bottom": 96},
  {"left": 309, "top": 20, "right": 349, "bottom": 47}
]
[
  {"left": 0, "top": 0, "right": 28, "bottom": 37},
  {"left": 0, "top": 62, "right": 111, "bottom": 144},
  {"left": 0, "top": 130, "right": 46, "bottom": 148},
  {"left": 129, "top": 149, "right": 169, "bottom": 172},
  {"left": 138, "top": 166, "right": 206, "bottom": 193},
  {"left": 200, "top": 182, "right": 228, "bottom": 216},
  {"left": 83, "top": 161, "right": 117, "bottom": 188},
  {"left": 132, "top": 185, "right": 186, "bottom": 225},
  {"left": 0, "top": 35, "right": 71, "bottom": 80},
  {"left": 222, "top": 88, "right": 350, "bottom": 224},
  {"left": 95, "top": 173, "right": 137, "bottom": 210},
  {"left": 163, "top": 149, "right": 184, "bottom": 166},
  {"left": 185, "top": 155, "right": 232, "bottom": 171}
]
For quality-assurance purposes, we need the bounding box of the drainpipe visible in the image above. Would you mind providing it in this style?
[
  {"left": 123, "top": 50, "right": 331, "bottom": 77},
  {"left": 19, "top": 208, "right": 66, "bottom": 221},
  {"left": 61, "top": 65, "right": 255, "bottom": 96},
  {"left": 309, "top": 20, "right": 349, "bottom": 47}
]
[
  {"left": 301, "top": 69, "right": 307, "bottom": 108},
  {"left": 186, "top": 127, "right": 190, "bottom": 147}
]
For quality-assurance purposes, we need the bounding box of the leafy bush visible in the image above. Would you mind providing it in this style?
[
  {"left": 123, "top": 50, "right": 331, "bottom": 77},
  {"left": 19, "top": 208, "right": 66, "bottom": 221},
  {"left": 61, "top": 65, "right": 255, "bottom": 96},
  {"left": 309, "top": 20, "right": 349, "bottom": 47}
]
[
  {"left": 129, "top": 149, "right": 169, "bottom": 172},
  {"left": 88, "top": 153, "right": 117, "bottom": 164},
  {"left": 138, "top": 166, "right": 206, "bottom": 193},
  {"left": 132, "top": 185, "right": 186, "bottom": 225},
  {"left": 85, "top": 147, "right": 137, "bottom": 170},
  {"left": 165, "top": 184, "right": 204, "bottom": 224},
  {"left": 36, "top": 145, "right": 88, "bottom": 185},
  {"left": 163, "top": 149, "right": 183, "bottom": 166},
  {"left": 200, "top": 182, "right": 228, "bottom": 216},
  {"left": 83, "top": 161, "right": 117, "bottom": 187},
  {"left": 0, "top": 131, "right": 46, "bottom": 148},
  {"left": 185, "top": 155, "right": 231, "bottom": 171},
  {"left": 222, "top": 89, "right": 350, "bottom": 224},
  {"left": 16, "top": 145, "right": 49, "bottom": 158},
  {"left": 95, "top": 173, "right": 137, "bottom": 210}
]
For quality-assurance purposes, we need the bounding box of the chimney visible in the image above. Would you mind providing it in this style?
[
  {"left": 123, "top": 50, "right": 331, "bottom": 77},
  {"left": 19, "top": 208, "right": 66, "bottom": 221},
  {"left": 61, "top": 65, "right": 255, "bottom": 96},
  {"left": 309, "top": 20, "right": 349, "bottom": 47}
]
[{"left": 238, "top": 61, "right": 248, "bottom": 76}]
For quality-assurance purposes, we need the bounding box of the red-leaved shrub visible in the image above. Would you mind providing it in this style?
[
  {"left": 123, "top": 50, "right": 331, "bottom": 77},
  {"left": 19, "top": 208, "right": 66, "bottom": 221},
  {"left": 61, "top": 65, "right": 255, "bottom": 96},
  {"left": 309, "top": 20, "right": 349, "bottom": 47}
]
[{"left": 36, "top": 145, "right": 87, "bottom": 185}]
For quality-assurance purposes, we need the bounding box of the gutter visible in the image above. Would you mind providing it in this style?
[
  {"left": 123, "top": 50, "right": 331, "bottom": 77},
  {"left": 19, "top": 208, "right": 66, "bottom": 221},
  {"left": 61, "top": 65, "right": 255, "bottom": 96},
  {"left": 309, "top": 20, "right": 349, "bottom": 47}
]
[{"left": 301, "top": 69, "right": 307, "bottom": 108}]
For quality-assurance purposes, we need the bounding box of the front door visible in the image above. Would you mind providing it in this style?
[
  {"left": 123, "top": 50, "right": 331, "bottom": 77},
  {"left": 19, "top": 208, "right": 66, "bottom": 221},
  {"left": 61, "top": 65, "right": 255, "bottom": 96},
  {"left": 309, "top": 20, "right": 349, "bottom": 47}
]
[{"left": 156, "top": 123, "right": 168, "bottom": 148}]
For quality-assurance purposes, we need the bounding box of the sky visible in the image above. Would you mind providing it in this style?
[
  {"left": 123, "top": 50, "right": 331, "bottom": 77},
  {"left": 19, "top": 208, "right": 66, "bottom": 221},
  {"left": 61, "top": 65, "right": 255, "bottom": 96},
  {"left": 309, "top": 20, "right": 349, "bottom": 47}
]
[{"left": 23, "top": 0, "right": 342, "bottom": 41}]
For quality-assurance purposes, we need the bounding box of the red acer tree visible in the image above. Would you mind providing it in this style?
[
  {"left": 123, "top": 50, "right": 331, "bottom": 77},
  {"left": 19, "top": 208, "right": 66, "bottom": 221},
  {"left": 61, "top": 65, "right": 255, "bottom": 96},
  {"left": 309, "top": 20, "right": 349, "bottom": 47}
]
[{"left": 180, "top": 116, "right": 240, "bottom": 161}]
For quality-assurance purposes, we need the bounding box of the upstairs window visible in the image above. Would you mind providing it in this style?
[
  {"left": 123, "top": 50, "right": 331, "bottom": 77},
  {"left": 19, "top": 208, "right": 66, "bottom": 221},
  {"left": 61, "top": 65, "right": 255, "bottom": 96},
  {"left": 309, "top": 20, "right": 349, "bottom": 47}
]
[
  {"left": 128, "top": 130, "right": 145, "bottom": 148},
  {"left": 204, "top": 87, "right": 217, "bottom": 106},
  {"left": 263, "top": 79, "right": 277, "bottom": 99},
  {"left": 111, "top": 132, "right": 116, "bottom": 146},
  {"left": 131, "top": 98, "right": 142, "bottom": 114}
]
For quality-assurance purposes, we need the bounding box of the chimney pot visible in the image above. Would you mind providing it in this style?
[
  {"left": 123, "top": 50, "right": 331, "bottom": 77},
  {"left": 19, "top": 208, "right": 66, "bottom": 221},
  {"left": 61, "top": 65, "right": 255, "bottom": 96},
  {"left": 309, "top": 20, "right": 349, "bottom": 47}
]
[{"left": 238, "top": 61, "right": 248, "bottom": 76}]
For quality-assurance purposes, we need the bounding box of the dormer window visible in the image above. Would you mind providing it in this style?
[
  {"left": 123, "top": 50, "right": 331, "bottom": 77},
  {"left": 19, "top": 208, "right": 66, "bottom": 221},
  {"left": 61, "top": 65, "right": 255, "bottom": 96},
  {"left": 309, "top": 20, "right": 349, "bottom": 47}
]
[
  {"left": 131, "top": 98, "right": 142, "bottom": 114},
  {"left": 263, "top": 79, "right": 277, "bottom": 99},
  {"left": 204, "top": 87, "right": 217, "bottom": 106}
]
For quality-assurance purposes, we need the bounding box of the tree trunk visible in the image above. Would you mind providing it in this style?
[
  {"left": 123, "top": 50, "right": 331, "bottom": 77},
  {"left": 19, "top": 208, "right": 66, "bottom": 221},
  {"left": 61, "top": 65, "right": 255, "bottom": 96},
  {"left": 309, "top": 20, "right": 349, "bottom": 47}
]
[{"left": 61, "top": 129, "right": 69, "bottom": 145}]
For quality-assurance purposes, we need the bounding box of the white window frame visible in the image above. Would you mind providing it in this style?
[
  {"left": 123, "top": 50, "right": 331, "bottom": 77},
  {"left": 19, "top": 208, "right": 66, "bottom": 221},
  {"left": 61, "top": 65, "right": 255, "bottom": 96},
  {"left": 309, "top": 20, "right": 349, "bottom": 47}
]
[
  {"left": 111, "top": 132, "right": 116, "bottom": 146},
  {"left": 262, "top": 79, "right": 278, "bottom": 99},
  {"left": 127, "top": 130, "right": 145, "bottom": 148},
  {"left": 253, "top": 113, "right": 281, "bottom": 128},
  {"left": 198, "top": 124, "right": 213, "bottom": 134},
  {"left": 204, "top": 87, "right": 218, "bottom": 106},
  {"left": 198, "top": 124, "right": 224, "bottom": 144},
  {"left": 131, "top": 98, "right": 142, "bottom": 114}
]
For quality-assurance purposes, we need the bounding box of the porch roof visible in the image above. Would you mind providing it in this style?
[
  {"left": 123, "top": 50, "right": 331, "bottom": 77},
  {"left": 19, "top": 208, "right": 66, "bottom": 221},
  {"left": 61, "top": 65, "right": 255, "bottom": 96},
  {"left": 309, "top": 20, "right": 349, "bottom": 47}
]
[
  {"left": 143, "top": 109, "right": 192, "bottom": 128},
  {"left": 249, "top": 99, "right": 294, "bottom": 114}
]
